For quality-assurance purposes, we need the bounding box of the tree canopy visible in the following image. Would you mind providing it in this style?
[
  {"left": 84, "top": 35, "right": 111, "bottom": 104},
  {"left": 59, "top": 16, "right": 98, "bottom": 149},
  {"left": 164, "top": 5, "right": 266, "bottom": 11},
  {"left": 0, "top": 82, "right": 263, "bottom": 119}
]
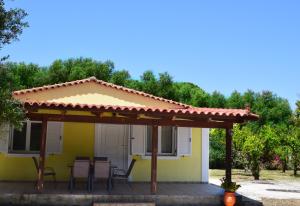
[{"left": 0, "top": 0, "right": 28, "bottom": 128}]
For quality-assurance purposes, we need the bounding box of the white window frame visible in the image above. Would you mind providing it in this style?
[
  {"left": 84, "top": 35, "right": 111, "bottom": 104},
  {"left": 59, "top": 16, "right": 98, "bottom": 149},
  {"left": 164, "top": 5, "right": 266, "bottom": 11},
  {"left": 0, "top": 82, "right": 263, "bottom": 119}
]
[
  {"left": 9, "top": 120, "right": 42, "bottom": 154},
  {"left": 145, "top": 126, "right": 177, "bottom": 156}
]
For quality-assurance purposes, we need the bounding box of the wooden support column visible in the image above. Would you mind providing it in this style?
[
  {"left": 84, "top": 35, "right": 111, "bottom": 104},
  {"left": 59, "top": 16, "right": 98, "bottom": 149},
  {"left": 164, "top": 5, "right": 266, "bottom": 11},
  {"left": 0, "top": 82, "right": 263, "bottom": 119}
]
[
  {"left": 151, "top": 125, "right": 158, "bottom": 194},
  {"left": 225, "top": 128, "right": 232, "bottom": 182},
  {"left": 37, "top": 118, "right": 48, "bottom": 192}
]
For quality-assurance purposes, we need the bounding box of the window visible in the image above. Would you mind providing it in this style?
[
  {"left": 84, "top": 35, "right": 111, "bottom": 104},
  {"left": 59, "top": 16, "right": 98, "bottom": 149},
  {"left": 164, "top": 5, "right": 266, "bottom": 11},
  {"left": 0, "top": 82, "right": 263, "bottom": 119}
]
[
  {"left": 146, "top": 126, "right": 177, "bottom": 156},
  {"left": 9, "top": 121, "right": 42, "bottom": 153}
]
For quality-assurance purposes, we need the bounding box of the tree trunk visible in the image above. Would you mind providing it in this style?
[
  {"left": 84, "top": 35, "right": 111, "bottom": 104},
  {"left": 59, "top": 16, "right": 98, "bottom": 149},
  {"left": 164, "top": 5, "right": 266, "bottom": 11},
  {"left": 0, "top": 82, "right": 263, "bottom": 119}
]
[
  {"left": 282, "top": 159, "right": 286, "bottom": 173},
  {"left": 294, "top": 162, "right": 298, "bottom": 176},
  {"left": 252, "top": 161, "right": 260, "bottom": 180}
]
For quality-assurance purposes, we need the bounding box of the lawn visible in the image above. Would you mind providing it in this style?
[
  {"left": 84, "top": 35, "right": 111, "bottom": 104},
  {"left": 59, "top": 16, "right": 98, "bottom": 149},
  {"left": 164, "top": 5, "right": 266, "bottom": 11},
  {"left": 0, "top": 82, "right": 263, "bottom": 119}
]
[{"left": 210, "top": 169, "right": 300, "bottom": 182}]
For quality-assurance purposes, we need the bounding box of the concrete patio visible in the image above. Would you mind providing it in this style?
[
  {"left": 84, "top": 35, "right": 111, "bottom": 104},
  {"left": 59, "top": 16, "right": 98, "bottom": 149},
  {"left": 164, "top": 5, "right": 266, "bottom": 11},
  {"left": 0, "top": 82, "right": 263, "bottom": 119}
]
[
  {"left": 0, "top": 181, "right": 263, "bottom": 206},
  {"left": 0, "top": 181, "right": 227, "bottom": 206}
]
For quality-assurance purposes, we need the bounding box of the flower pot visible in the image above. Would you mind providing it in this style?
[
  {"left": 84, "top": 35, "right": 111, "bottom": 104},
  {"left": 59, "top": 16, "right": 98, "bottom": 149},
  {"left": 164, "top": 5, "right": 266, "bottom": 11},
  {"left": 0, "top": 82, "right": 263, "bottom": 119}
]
[{"left": 223, "top": 191, "right": 236, "bottom": 206}]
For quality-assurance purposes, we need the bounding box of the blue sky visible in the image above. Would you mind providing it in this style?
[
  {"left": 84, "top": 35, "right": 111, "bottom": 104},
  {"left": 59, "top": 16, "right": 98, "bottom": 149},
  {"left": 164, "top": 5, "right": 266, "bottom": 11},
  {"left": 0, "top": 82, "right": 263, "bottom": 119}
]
[{"left": 3, "top": 1, "right": 300, "bottom": 109}]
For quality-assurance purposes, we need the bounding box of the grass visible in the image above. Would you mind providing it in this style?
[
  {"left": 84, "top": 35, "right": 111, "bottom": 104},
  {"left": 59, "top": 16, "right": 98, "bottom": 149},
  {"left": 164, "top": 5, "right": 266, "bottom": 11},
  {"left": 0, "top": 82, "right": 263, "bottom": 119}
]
[{"left": 210, "top": 169, "right": 300, "bottom": 182}]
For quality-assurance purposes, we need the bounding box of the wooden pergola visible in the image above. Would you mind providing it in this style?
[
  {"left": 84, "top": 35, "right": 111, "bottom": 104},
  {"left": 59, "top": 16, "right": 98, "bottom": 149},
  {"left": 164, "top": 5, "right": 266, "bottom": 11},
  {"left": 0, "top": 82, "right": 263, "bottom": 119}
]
[{"left": 24, "top": 102, "right": 259, "bottom": 194}]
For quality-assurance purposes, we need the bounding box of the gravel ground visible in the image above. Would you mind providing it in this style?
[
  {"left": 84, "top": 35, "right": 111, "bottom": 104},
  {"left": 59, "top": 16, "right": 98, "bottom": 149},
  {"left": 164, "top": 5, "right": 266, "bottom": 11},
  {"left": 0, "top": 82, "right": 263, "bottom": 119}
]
[{"left": 210, "top": 177, "right": 300, "bottom": 201}]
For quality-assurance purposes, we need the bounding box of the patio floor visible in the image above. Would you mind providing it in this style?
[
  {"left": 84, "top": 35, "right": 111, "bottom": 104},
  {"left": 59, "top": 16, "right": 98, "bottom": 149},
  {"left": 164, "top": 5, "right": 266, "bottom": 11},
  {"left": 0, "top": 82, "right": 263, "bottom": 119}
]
[
  {"left": 0, "top": 181, "right": 263, "bottom": 206},
  {"left": 0, "top": 181, "right": 225, "bottom": 206}
]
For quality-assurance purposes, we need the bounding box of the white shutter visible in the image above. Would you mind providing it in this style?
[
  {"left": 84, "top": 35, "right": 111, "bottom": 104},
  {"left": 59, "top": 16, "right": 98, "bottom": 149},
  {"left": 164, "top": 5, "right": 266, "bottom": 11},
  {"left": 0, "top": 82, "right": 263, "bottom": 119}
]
[
  {"left": 130, "top": 125, "right": 145, "bottom": 155},
  {"left": 177, "top": 127, "right": 192, "bottom": 156},
  {"left": 46, "top": 122, "right": 63, "bottom": 154},
  {"left": 0, "top": 123, "right": 10, "bottom": 154}
]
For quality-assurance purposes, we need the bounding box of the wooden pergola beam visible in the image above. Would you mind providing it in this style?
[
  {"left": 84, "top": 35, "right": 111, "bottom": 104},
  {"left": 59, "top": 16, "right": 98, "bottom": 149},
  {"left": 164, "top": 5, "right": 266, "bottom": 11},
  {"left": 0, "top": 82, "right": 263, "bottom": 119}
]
[
  {"left": 37, "top": 117, "right": 48, "bottom": 192},
  {"left": 27, "top": 113, "right": 233, "bottom": 129},
  {"left": 151, "top": 125, "right": 158, "bottom": 194},
  {"left": 25, "top": 104, "right": 257, "bottom": 122},
  {"left": 225, "top": 128, "right": 233, "bottom": 182}
]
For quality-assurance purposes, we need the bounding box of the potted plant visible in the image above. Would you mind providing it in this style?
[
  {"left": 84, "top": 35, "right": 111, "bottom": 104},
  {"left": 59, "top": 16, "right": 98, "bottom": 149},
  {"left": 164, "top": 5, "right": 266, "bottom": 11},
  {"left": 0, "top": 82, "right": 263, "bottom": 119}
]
[{"left": 220, "top": 177, "right": 241, "bottom": 206}]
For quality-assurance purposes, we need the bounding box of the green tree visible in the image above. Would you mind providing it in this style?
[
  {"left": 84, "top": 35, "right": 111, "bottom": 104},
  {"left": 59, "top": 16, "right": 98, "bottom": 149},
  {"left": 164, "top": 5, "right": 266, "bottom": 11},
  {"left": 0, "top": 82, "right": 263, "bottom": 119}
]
[
  {"left": 174, "top": 82, "right": 196, "bottom": 104},
  {"left": 0, "top": 0, "right": 28, "bottom": 60},
  {"left": 274, "top": 125, "right": 291, "bottom": 172},
  {"left": 227, "top": 90, "right": 244, "bottom": 109},
  {"left": 232, "top": 125, "right": 248, "bottom": 169},
  {"left": 243, "top": 89, "right": 257, "bottom": 109},
  {"left": 47, "top": 58, "right": 114, "bottom": 84},
  {"left": 6, "top": 62, "right": 41, "bottom": 89},
  {"left": 209, "top": 129, "right": 226, "bottom": 169},
  {"left": 110, "top": 70, "right": 131, "bottom": 86},
  {"left": 253, "top": 91, "right": 292, "bottom": 126},
  {"left": 157, "top": 72, "right": 175, "bottom": 99},
  {"left": 242, "top": 127, "right": 264, "bottom": 180},
  {"left": 0, "top": 0, "right": 28, "bottom": 127},
  {"left": 208, "top": 91, "right": 226, "bottom": 108},
  {"left": 288, "top": 103, "right": 300, "bottom": 175},
  {"left": 140, "top": 70, "right": 159, "bottom": 95},
  {"left": 0, "top": 66, "right": 25, "bottom": 128},
  {"left": 125, "top": 79, "right": 142, "bottom": 91}
]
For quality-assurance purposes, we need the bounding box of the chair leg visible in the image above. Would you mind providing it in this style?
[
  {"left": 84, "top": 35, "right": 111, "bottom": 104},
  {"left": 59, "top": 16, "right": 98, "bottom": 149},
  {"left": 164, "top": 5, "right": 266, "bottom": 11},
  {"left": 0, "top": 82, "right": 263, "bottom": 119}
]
[
  {"left": 128, "top": 179, "right": 132, "bottom": 189},
  {"left": 69, "top": 177, "right": 74, "bottom": 192},
  {"left": 87, "top": 177, "right": 91, "bottom": 192},
  {"left": 111, "top": 178, "right": 115, "bottom": 188},
  {"left": 107, "top": 178, "right": 112, "bottom": 193},
  {"left": 53, "top": 174, "right": 57, "bottom": 189},
  {"left": 90, "top": 176, "right": 93, "bottom": 192}
]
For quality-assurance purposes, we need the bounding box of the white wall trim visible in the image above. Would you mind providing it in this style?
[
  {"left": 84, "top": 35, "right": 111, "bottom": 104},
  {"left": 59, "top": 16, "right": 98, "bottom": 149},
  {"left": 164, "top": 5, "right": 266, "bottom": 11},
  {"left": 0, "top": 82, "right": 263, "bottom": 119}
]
[
  {"left": 140, "top": 155, "right": 180, "bottom": 160},
  {"left": 201, "top": 128, "right": 209, "bottom": 183}
]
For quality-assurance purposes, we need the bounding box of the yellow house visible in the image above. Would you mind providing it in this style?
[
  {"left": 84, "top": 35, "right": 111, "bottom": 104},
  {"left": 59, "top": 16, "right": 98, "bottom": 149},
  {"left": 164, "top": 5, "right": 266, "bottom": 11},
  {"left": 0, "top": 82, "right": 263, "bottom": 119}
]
[{"left": 0, "top": 77, "right": 258, "bottom": 193}]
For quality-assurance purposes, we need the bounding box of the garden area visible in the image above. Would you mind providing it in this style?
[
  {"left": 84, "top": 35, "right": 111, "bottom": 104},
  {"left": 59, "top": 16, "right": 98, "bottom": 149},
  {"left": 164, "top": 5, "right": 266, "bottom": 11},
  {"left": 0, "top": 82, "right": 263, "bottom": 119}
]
[{"left": 210, "top": 169, "right": 300, "bottom": 182}]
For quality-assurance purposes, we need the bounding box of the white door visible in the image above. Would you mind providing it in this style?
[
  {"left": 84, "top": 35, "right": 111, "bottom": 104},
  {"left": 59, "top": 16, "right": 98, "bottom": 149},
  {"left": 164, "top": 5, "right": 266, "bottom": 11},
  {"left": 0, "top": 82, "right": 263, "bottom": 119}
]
[{"left": 95, "top": 124, "right": 128, "bottom": 170}]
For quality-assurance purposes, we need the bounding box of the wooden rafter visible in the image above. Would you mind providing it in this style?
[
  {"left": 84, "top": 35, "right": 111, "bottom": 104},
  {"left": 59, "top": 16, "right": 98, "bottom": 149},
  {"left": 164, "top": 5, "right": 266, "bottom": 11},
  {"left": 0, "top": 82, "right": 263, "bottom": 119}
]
[
  {"left": 27, "top": 113, "right": 233, "bottom": 129},
  {"left": 24, "top": 104, "right": 257, "bottom": 122}
]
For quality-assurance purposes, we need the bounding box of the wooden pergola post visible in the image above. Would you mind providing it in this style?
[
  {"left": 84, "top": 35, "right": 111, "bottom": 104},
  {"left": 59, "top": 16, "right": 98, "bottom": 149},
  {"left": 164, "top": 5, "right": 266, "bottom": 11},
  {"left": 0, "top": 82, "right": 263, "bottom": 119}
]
[
  {"left": 225, "top": 128, "right": 232, "bottom": 182},
  {"left": 151, "top": 125, "right": 158, "bottom": 194},
  {"left": 37, "top": 118, "right": 48, "bottom": 192}
]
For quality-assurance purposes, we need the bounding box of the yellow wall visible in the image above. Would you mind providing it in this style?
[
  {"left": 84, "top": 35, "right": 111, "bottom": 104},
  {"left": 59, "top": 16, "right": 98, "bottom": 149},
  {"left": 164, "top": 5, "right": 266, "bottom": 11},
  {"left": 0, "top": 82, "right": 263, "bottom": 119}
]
[
  {"left": 131, "top": 128, "right": 202, "bottom": 182},
  {"left": 0, "top": 123, "right": 202, "bottom": 182},
  {"left": 0, "top": 122, "right": 95, "bottom": 181}
]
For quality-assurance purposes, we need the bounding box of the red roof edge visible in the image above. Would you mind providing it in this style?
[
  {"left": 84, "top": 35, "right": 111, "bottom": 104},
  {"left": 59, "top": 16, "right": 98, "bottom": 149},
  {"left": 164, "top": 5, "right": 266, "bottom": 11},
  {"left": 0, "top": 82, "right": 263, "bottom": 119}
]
[
  {"left": 13, "top": 76, "right": 190, "bottom": 108},
  {"left": 23, "top": 100, "right": 259, "bottom": 121}
]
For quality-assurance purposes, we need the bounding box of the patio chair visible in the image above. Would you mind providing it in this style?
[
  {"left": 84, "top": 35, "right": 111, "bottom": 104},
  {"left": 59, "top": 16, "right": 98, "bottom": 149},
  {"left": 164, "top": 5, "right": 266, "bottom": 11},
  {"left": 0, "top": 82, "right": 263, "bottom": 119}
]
[
  {"left": 76, "top": 156, "right": 91, "bottom": 160},
  {"left": 69, "top": 158, "right": 91, "bottom": 192},
  {"left": 94, "top": 156, "right": 108, "bottom": 161},
  {"left": 32, "top": 157, "right": 57, "bottom": 187},
  {"left": 91, "top": 160, "right": 112, "bottom": 192},
  {"left": 112, "top": 159, "right": 136, "bottom": 187}
]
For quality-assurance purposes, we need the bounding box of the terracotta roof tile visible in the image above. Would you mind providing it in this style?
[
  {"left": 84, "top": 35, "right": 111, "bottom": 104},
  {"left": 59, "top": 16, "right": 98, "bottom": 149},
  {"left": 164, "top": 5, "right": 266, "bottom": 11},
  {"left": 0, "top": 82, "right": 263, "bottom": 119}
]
[
  {"left": 23, "top": 101, "right": 259, "bottom": 120},
  {"left": 14, "top": 77, "right": 259, "bottom": 121},
  {"left": 13, "top": 76, "right": 189, "bottom": 108}
]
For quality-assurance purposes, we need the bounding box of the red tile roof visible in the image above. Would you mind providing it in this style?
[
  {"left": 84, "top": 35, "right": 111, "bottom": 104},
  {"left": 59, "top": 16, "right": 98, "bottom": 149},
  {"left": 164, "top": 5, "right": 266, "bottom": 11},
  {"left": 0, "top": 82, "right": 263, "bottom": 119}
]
[
  {"left": 23, "top": 101, "right": 259, "bottom": 120},
  {"left": 14, "top": 77, "right": 259, "bottom": 121},
  {"left": 13, "top": 76, "right": 189, "bottom": 108}
]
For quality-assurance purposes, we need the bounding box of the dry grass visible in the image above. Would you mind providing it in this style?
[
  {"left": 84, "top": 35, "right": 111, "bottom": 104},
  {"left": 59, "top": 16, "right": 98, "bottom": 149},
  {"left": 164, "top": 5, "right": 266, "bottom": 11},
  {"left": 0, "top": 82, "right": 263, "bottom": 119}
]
[{"left": 210, "top": 169, "right": 300, "bottom": 182}]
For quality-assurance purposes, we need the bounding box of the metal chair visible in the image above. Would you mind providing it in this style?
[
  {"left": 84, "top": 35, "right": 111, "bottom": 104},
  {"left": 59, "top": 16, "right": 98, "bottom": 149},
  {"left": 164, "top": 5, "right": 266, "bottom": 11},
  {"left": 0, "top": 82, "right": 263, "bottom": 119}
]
[
  {"left": 94, "top": 156, "right": 108, "bottom": 161},
  {"left": 69, "top": 158, "right": 91, "bottom": 192},
  {"left": 91, "top": 160, "right": 112, "bottom": 192},
  {"left": 112, "top": 159, "right": 136, "bottom": 187},
  {"left": 32, "top": 157, "right": 57, "bottom": 187}
]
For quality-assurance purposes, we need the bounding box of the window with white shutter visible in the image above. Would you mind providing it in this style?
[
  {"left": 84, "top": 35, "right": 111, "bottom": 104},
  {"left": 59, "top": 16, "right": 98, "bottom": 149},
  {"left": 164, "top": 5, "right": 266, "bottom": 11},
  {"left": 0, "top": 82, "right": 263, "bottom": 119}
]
[
  {"left": 177, "top": 127, "right": 192, "bottom": 156},
  {"left": 46, "top": 122, "right": 63, "bottom": 154},
  {"left": 9, "top": 121, "right": 42, "bottom": 154},
  {"left": 145, "top": 126, "right": 177, "bottom": 156},
  {"left": 130, "top": 125, "right": 145, "bottom": 155}
]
